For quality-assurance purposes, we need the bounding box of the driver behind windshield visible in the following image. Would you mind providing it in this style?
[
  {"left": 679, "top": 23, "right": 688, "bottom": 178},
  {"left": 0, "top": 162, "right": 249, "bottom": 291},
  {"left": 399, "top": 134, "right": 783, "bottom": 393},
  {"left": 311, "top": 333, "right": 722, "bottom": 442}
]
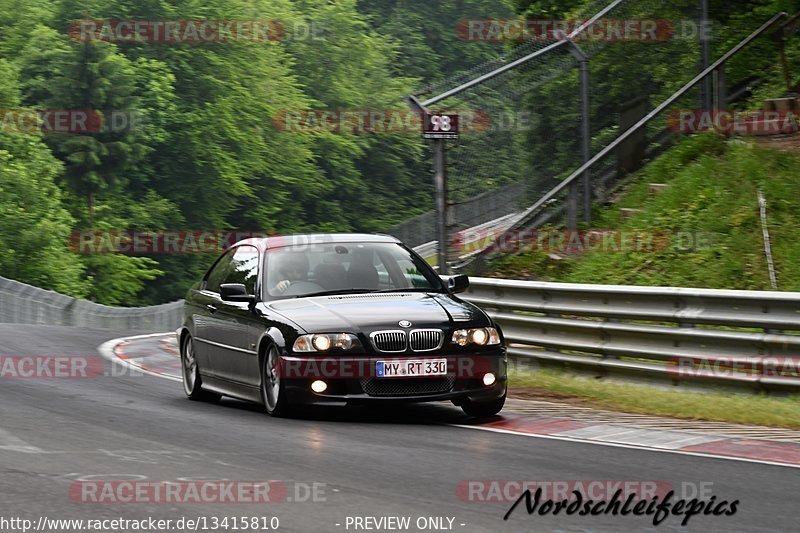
[{"left": 271, "top": 253, "right": 309, "bottom": 294}]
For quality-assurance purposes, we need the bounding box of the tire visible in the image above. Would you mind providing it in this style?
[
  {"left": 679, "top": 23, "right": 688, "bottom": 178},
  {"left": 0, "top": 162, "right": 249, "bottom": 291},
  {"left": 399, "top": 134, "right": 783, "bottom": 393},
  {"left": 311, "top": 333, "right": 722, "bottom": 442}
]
[
  {"left": 461, "top": 393, "right": 506, "bottom": 418},
  {"left": 181, "top": 334, "right": 221, "bottom": 402},
  {"left": 261, "top": 344, "right": 294, "bottom": 417}
]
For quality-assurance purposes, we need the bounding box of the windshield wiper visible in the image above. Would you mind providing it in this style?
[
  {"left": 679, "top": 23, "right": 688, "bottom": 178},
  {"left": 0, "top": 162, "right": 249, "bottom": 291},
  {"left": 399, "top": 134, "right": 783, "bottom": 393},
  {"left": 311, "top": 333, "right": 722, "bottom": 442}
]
[
  {"left": 368, "top": 287, "right": 441, "bottom": 293},
  {"left": 299, "top": 289, "right": 383, "bottom": 298},
  {"left": 299, "top": 287, "right": 439, "bottom": 298}
]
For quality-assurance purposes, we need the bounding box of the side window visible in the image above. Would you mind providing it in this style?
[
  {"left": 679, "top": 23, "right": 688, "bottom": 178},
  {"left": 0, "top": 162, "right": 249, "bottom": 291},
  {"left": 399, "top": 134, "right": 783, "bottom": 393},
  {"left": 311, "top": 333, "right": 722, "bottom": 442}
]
[
  {"left": 205, "top": 249, "right": 236, "bottom": 293},
  {"left": 223, "top": 245, "right": 260, "bottom": 295}
]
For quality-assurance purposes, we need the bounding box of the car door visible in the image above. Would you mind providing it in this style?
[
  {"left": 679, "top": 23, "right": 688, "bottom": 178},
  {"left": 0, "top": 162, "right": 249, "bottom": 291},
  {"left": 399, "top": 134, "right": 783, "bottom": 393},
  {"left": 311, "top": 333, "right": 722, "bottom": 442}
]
[
  {"left": 208, "top": 244, "right": 261, "bottom": 386},
  {"left": 192, "top": 248, "right": 237, "bottom": 376}
]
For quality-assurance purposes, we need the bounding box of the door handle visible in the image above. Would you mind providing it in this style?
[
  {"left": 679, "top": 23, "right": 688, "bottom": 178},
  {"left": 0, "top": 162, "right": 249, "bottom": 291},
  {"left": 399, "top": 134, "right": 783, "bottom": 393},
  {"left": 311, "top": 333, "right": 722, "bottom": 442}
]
[{"left": 206, "top": 304, "right": 217, "bottom": 313}]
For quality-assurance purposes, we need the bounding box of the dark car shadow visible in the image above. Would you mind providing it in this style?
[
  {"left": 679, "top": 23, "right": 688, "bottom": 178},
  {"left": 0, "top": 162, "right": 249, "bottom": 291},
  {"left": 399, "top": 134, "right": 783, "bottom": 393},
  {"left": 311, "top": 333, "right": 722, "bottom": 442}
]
[{"left": 204, "top": 395, "right": 498, "bottom": 426}]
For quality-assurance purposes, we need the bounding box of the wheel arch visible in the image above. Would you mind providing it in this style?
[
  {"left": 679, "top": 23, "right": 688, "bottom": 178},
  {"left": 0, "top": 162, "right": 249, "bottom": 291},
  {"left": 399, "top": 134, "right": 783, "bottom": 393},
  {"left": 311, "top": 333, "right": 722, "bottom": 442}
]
[
  {"left": 178, "top": 326, "right": 191, "bottom": 351},
  {"left": 256, "top": 327, "right": 287, "bottom": 368}
]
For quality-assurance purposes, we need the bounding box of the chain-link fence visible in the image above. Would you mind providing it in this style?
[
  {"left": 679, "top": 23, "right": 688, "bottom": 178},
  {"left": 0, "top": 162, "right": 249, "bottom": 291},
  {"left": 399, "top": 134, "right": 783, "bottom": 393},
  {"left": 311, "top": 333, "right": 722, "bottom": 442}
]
[
  {"left": 461, "top": 10, "right": 794, "bottom": 272},
  {"left": 0, "top": 275, "right": 182, "bottom": 332},
  {"left": 390, "top": 183, "right": 523, "bottom": 248},
  {"left": 404, "top": 0, "right": 796, "bottom": 269}
]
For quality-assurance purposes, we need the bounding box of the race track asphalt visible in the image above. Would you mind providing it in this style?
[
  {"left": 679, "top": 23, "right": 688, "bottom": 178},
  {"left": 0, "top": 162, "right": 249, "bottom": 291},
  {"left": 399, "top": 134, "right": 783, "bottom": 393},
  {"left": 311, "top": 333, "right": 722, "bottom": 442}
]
[{"left": 0, "top": 325, "right": 796, "bottom": 533}]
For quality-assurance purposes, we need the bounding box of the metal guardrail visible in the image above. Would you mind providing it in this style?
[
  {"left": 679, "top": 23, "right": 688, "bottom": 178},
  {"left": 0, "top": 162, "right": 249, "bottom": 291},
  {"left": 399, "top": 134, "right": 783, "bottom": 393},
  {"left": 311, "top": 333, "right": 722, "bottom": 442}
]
[
  {"left": 463, "top": 277, "right": 800, "bottom": 390},
  {"left": 0, "top": 276, "right": 182, "bottom": 332},
  {"left": 4, "top": 271, "right": 800, "bottom": 390},
  {"left": 0, "top": 239, "right": 466, "bottom": 330}
]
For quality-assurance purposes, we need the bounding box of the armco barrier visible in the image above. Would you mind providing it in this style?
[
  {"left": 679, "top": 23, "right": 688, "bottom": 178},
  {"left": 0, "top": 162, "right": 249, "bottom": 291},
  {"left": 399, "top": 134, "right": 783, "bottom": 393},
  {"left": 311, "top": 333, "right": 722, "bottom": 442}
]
[
  {"left": 463, "top": 277, "right": 800, "bottom": 389},
  {"left": 3, "top": 272, "right": 800, "bottom": 389},
  {"left": 0, "top": 276, "right": 182, "bottom": 332}
]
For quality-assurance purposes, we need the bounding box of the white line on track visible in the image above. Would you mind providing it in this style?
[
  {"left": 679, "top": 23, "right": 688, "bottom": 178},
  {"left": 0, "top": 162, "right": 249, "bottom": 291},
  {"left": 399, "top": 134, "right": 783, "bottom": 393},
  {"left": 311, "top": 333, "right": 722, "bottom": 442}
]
[
  {"left": 451, "top": 424, "right": 800, "bottom": 470},
  {"left": 100, "top": 332, "right": 800, "bottom": 470},
  {"left": 0, "top": 427, "right": 44, "bottom": 454}
]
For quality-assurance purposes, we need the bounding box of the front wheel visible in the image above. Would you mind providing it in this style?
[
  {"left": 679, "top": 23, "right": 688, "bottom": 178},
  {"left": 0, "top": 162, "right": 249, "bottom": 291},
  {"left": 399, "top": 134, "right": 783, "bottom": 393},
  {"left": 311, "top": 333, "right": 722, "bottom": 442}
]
[
  {"left": 261, "top": 344, "right": 294, "bottom": 417},
  {"left": 181, "top": 335, "right": 221, "bottom": 402},
  {"left": 461, "top": 393, "right": 506, "bottom": 418}
]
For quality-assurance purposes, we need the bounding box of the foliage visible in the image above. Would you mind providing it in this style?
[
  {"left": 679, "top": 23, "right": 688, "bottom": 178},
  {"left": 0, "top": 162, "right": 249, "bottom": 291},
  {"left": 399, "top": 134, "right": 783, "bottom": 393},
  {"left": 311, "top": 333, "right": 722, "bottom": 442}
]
[
  {"left": 0, "top": 0, "right": 797, "bottom": 305},
  {"left": 490, "top": 133, "right": 800, "bottom": 291},
  {"left": 0, "top": 58, "right": 87, "bottom": 295}
]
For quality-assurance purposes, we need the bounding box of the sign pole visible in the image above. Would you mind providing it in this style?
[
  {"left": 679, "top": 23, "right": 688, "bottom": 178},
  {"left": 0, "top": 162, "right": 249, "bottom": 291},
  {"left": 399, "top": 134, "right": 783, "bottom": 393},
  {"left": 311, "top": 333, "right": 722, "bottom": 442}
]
[
  {"left": 422, "top": 112, "right": 459, "bottom": 274},
  {"left": 433, "top": 138, "right": 448, "bottom": 274}
]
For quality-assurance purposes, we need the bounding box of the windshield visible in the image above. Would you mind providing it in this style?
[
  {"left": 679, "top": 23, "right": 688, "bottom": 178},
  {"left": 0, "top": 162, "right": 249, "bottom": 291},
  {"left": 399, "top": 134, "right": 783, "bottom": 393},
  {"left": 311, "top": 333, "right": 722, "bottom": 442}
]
[{"left": 264, "top": 242, "right": 444, "bottom": 299}]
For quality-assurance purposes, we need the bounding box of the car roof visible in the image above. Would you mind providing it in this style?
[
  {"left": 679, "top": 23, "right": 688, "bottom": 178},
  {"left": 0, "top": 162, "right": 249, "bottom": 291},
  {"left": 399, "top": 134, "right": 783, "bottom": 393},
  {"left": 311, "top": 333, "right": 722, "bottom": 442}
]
[{"left": 233, "top": 233, "right": 401, "bottom": 250}]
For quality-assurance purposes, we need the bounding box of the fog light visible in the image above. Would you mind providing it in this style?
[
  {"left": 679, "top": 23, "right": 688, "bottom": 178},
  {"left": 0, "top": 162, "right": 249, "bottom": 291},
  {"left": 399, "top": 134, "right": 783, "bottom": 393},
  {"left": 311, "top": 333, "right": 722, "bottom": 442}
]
[
  {"left": 482, "top": 372, "right": 496, "bottom": 386},
  {"left": 311, "top": 380, "right": 328, "bottom": 393}
]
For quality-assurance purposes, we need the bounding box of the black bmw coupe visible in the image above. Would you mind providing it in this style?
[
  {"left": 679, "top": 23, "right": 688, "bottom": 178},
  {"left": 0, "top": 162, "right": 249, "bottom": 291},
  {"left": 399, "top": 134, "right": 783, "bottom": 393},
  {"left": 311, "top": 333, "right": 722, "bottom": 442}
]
[{"left": 179, "top": 234, "right": 507, "bottom": 417}]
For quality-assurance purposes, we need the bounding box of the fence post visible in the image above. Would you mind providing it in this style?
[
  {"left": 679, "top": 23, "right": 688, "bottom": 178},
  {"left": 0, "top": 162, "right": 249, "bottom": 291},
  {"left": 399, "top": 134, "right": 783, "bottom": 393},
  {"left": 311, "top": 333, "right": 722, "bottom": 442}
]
[
  {"left": 773, "top": 13, "right": 800, "bottom": 90},
  {"left": 579, "top": 57, "right": 591, "bottom": 226},
  {"left": 714, "top": 62, "right": 727, "bottom": 113},
  {"left": 433, "top": 138, "right": 449, "bottom": 274},
  {"left": 700, "top": 0, "right": 713, "bottom": 110},
  {"left": 568, "top": 41, "right": 591, "bottom": 228}
]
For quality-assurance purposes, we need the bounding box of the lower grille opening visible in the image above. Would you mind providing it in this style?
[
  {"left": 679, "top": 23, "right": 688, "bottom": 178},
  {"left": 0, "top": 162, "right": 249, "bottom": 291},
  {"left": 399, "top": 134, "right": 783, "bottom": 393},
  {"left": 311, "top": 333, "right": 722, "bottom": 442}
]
[{"left": 359, "top": 376, "right": 456, "bottom": 397}]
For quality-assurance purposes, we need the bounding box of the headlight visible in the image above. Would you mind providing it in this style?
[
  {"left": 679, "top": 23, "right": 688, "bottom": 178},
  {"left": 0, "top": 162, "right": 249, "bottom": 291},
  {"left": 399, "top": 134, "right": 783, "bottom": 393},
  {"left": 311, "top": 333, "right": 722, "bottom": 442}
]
[
  {"left": 451, "top": 327, "right": 500, "bottom": 347},
  {"left": 292, "top": 333, "right": 359, "bottom": 353},
  {"left": 453, "top": 329, "right": 469, "bottom": 347},
  {"left": 313, "top": 335, "right": 331, "bottom": 351},
  {"left": 470, "top": 328, "right": 488, "bottom": 345}
]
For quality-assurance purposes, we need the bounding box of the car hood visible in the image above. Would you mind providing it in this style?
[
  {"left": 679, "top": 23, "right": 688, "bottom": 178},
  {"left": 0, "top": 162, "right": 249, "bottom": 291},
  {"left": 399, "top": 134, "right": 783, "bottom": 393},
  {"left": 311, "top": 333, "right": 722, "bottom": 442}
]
[{"left": 265, "top": 292, "right": 487, "bottom": 334}]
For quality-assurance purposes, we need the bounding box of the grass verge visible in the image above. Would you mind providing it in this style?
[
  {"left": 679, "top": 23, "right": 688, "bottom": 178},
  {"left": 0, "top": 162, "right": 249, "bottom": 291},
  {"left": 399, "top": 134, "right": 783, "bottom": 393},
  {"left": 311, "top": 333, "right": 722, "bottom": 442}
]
[
  {"left": 488, "top": 134, "right": 800, "bottom": 291},
  {"left": 509, "top": 368, "right": 800, "bottom": 429}
]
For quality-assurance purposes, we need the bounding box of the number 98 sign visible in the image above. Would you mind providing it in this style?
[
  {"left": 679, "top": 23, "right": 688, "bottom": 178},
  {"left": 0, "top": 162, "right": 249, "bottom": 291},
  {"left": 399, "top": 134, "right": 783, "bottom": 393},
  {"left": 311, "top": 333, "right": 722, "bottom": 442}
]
[{"left": 423, "top": 113, "right": 459, "bottom": 139}]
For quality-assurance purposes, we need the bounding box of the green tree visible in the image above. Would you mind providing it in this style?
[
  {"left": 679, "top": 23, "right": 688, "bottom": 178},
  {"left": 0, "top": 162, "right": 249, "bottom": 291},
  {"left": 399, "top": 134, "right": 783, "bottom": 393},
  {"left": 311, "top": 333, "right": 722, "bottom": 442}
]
[{"left": 0, "top": 58, "right": 87, "bottom": 295}]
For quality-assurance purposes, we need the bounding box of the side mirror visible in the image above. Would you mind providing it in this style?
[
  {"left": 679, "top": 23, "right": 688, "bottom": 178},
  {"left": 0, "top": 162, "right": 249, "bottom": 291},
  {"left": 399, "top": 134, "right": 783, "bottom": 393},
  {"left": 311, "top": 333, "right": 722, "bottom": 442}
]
[
  {"left": 443, "top": 274, "right": 469, "bottom": 294},
  {"left": 220, "top": 283, "right": 255, "bottom": 303}
]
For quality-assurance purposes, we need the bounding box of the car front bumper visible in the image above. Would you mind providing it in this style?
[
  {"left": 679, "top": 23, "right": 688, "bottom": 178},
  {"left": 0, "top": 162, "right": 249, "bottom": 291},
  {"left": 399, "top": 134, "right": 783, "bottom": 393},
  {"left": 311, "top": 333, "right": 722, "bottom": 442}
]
[{"left": 279, "top": 349, "right": 507, "bottom": 406}]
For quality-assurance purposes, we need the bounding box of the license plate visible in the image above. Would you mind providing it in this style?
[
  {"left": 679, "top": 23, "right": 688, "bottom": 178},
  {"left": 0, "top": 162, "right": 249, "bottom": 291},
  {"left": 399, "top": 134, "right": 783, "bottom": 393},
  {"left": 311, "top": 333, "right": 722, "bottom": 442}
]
[{"left": 376, "top": 359, "right": 447, "bottom": 378}]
